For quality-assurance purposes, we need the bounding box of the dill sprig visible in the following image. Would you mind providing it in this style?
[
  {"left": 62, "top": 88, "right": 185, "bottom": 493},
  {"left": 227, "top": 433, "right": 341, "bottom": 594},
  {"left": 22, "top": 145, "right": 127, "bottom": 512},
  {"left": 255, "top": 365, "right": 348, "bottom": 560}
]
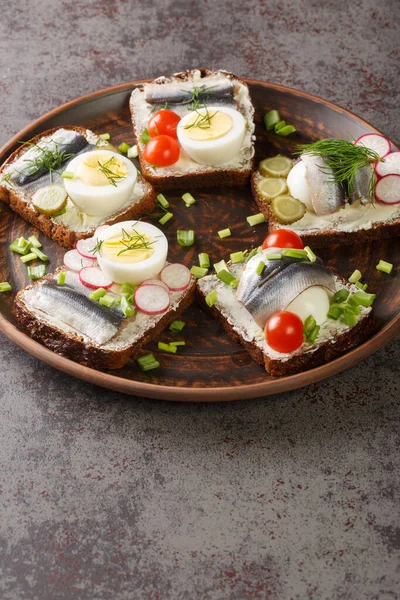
[
  {"left": 186, "top": 84, "right": 217, "bottom": 110},
  {"left": 1, "top": 173, "right": 14, "bottom": 186},
  {"left": 117, "top": 228, "right": 156, "bottom": 255},
  {"left": 19, "top": 140, "right": 76, "bottom": 182},
  {"left": 149, "top": 102, "right": 169, "bottom": 114},
  {"left": 184, "top": 107, "right": 219, "bottom": 131},
  {"left": 294, "top": 139, "right": 382, "bottom": 196},
  {"left": 91, "top": 239, "right": 103, "bottom": 255},
  {"left": 97, "top": 157, "right": 126, "bottom": 187}
]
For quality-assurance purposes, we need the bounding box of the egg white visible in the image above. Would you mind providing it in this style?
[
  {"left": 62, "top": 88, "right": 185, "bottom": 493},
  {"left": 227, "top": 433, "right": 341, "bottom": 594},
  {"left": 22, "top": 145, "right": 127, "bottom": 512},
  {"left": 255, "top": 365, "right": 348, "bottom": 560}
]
[
  {"left": 64, "top": 150, "right": 137, "bottom": 217},
  {"left": 97, "top": 220, "right": 168, "bottom": 285},
  {"left": 176, "top": 106, "right": 246, "bottom": 166},
  {"left": 286, "top": 160, "right": 313, "bottom": 211}
]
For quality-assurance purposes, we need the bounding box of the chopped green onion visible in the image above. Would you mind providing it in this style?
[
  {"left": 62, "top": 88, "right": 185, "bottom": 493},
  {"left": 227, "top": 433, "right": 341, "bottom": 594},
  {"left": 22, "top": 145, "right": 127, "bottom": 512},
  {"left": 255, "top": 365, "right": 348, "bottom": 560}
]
[
  {"left": 137, "top": 353, "right": 160, "bottom": 371},
  {"left": 213, "top": 259, "right": 228, "bottom": 273},
  {"left": 121, "top": 283, "right": 136, "bottom": 296},
  {"left": 304, "top": 246, "right": 317, "bottom": 263},
  {"left": 351, "top": 291, "right": 376, "bottom": 307},
  {"left": 343, "top": 310, "right": 357, "bottom": 327},
  {"left": 99, "top": 294, "right": 116, "bottom": 308},
  {"left": 304, "top": 315, "right": 317, "bottom": 335},
  {"left": 264, "top": 109, "right": 281, "bottom": 131},
  {"left": 349, "top": 269, "right": 362, "bottom": 283},
  {"left": 190, "top": 265, "right": 208, "bottom": 279},
  {"left": 246, "top": 213, "right": 265, "bottom": 227},
  {"left": 230, "top": 251, "right": 245, "bottom": 264},
  {"left": 376, "top": 259, "right": 393, "bottom": 274},
  {"left": 0, "top": 282, "right": 12, "bottom": 292},
  {"left": 182, "top": 192, "right": 196, "bottom": 207},
  {"left": 61, "top": 171, "right": 74, "bottom": 179},
  {"left": 332, "top": 289, "right": 350, "bottom": 304},
  {"left": 169, "top": 341, "right": 185, "bottom": 347},
  {"left": 10, "top": 237, "right": 31, "bottom": 255},
  {"left": 177, "top": 229, "right": 195, "bottom": 247},
  {"left": 281, "top": 248, "right": 307, "bottom": 259},
  {"left": 218, "top": 228, "right": 231, "bottom": 239},
  {"left": 276, "top": 125, "right": 296, "bottom": 136},
  {"left": 169, "top": 320, "right": 185, "bottom": 333},
  {"left": 57, "top": 271, "right": 66, "bottom": 285},
  {"left": 205, "top": 289, "right": 218, "bottom": 307},
  {"left": 274, "top": 120, "right": 286, "bottom": 132},
  {"left": 30, "top": 247, "right": 49, "bottom": 261},
  {"left": 157, "top": 193, "right": 169, "bottom": 209},
  {"left": 119, "top": 295, "right": 135, "bottom": 317},
  {"left": 159, "top": 212, "right": 173, "bottom": 225},
  {"left": 99, "top": 133, "right": 111, "bottom": 141},
  {"left": 345, "top": 302, "right": 361, "bottom": 315},
  {"left": 198, "top": 253, "right": 210, "bottom": 268},
  {"left": 244, "top": 248, "right": 258, "bottom": 263},
  {"left": 27, "top": 265, "right": 46, "bottom": 280},
  {"left": 89, "top": 288, "right": 107, "bottom": 301},
  {"left": 256, "top": 261, "right": 265, "bottom": 276},
  {"left": 229, "top": 277, "right": 240, "bottom": 289},
  {"left": 265, "top": 252, "right": 282, "bottom": 260},
  {"left": 140, "top": 128, "right": 151, "bottom": 144},
  {"left": 20, "top": 252, "right": 37, "bottom": 264},
  {"left": 158, "top": 341, "right": 177, "bottom": 354},
  {"left": 355, "top": 281, "right": 368, "bottom": 291},
  {"left": 127, "top": 144, "right": 138, "bottom": 159},
  {"left": 327, "top": 306, "right": 343, "bottom": 320},
  {"left": 308, "top": 325, "right": 320, "bottom": 343},
  {"left": 216, "top": 269, "right": 236, "bottom": 286},
  {"left": 118, "top": 142, "right": 130, "bottom": 154},
  {"left": 28, "top": 235, "right": 41, "bottom": 248}
]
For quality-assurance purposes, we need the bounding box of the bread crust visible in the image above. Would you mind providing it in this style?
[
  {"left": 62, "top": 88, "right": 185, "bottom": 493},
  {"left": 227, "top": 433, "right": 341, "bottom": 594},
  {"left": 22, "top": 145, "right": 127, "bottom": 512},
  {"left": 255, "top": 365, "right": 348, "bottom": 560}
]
[
  {"left": 130, "top": 69, "right": 255, "bottom": 190},
  {"left": 0, "top": 126, "right": 156, "bottom": 249},
  {"left": 251, "top": 172, "right": 400, "bottom": 248},
  {"left": 13, "top": 274, "right": 196, "bottom": 370},
  {"left": 196, "top": 285, "right": 374, "bottom": 377}
]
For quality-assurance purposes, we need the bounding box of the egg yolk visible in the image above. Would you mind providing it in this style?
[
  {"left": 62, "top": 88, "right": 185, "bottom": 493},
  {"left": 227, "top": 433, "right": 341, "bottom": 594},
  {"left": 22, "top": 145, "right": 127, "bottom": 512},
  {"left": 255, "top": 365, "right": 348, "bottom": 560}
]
[
  {"left": 182, "top": 109, "right": 233, "bottom": 141},
  {"left": 77, "top": 152, "right": 128, "bottom": 187},
  {"left": 101, "top": 231, "right": 154, "bottom": 264}
]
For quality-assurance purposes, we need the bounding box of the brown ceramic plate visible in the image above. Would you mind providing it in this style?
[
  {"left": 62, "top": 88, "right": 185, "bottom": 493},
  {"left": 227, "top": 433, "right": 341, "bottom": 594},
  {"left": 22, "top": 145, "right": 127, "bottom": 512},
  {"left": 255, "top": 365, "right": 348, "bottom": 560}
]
[{"left": 0, "top": 79, "right": 399, "bottom": 401}]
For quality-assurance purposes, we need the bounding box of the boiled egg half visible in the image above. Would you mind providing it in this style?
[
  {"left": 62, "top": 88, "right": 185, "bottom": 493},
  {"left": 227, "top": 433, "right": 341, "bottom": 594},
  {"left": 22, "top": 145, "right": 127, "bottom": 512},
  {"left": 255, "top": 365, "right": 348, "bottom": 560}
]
[
  {"left": 96, "top": 220, "right": 168, "bottom": 285},
  {"left": 177, "top": 106, "right": 246, "bottom": 166},
  {"left": 63, "top": 150, "right": 137, "bottom": 217},
  {"left": 286, "top": 160, "right": 314, "bottom": 212}
]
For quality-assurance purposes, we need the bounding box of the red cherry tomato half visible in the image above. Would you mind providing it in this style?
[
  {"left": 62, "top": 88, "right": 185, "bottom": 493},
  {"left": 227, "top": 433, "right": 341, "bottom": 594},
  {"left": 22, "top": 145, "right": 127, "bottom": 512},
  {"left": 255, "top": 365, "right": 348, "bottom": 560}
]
[
  {"left": 262, "top": 229, "right": 304, "bottom": 250},
  {"left": 143, "top": 135, "right": 180, "bottom": 167},
  {"left": 148, "top": 110, "right": 181, "bottom": 140},
  {"left": 265, "top": 311, "right": 304, "bottom": 353}
]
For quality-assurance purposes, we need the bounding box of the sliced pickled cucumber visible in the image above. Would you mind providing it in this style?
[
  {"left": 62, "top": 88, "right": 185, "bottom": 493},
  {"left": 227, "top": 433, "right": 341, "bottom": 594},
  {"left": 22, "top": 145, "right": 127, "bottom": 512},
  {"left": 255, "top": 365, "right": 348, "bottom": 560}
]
[
  {"left": 270, "top": 195, "right": 306, "bottom": 224},
  {"left": 259, "top": 155, "right": 293, "bottom": 178},
  {"left": 31, "top": 184, "right": 68, "bottom": 216},
  {"left": 256, "top": 177, "right": 287, "bottom": 202}
]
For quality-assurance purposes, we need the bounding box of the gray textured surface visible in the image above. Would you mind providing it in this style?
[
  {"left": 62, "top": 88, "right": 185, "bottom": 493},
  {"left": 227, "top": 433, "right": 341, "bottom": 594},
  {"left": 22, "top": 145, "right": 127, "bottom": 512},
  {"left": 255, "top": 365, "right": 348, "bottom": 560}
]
[{"left": 1, "top": 0, "right": 399, "bottom": 598}]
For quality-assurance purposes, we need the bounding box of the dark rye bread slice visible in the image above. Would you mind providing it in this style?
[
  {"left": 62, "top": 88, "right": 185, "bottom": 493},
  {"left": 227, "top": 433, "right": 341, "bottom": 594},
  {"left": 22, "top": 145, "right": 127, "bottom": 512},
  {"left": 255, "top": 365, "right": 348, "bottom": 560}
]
[
  {"left": 251, "top": 171, "right": 400, "bottom": 248},
  {"left": 197, "top": 268, "right": 374, "bottom": 377},
  {"left": 0, "top": 126, "right": 156, "bottom": 249},
  {"left": 130, "top": 69, "right": 255, "bottom": 190},
  {"left": 14, "top": 269, "right": 196, "bottom": 370}
]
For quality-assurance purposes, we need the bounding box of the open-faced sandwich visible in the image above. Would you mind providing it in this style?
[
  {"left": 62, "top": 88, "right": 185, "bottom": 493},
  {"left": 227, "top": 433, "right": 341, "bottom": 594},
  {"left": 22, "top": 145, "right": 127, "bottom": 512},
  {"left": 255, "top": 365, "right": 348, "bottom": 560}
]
[
  {"left": 252, "top": 135, "right": 400, "bottom": 247},
  {"left": 197, "top": 229, "right": 376, "bottom": 376},
  {"left": 13, "top": 221, "right": 195, "bottom": 369},
  {"left": 0, "top": 127, "right": 156, "bottom": 249},
  {"left": 130, "top": 69, "right": 255, "bottom": 189}
]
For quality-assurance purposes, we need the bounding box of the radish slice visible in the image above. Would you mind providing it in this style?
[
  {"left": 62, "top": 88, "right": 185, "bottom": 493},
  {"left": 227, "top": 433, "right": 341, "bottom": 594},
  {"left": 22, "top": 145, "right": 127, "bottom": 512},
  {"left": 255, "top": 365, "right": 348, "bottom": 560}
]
[
  {"left": 94, "top": 225, "right": 110, "bottom": 237},
  {"left": 375, "top": 151, "right": 400, "bottom": 178},
  {"left": 375, "top": 174, "right": 400, "bottom": 205},
  {"left": 76, "top": 237, "right": 97, "bottom": 259},
  {"left": 141, "top": 278, "right": 170, "bottom": 292},
  {"left": 135, "top": 284, "right": 170, "bottom": 315},
  {"left": 355, "top": 133, "right": 391, "bottom": 158},
  {"left": 79, "top": 266, "right": 113, "bottom": 289},
  {"left": 64, "top": 249, "right": 96, "bottom": 272},
  {"left": 160, "top": 263, "right": 191, "bottom": 292}
]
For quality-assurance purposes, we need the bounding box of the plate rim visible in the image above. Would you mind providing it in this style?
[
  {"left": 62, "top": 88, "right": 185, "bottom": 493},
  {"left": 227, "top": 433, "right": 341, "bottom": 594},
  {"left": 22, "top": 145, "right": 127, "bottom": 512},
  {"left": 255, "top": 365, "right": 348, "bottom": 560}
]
[{"left": 1, "top": 78, "right": 399, "bottom": 401}]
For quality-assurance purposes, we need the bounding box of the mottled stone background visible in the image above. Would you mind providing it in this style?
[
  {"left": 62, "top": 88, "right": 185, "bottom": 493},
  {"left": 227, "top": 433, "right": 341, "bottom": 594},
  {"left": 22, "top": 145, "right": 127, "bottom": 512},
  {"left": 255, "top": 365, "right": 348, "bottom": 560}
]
[{"left": 0, "top": 1, "right": 399, "bottom": 598}]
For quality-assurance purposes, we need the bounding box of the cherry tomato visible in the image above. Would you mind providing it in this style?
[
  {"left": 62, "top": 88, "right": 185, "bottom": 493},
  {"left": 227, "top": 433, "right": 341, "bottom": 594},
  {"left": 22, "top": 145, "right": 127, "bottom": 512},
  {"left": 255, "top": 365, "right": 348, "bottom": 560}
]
[
  {"left": 148, "top": 110, "right": 181, "bottom": 140},
  {"left": 262, "top": 229, "right": 304, "bottom": 250},
  {"left": 265, "top": 311, "right": 304, "bottom": 353},
  {"left": 143, "top": 135, "right": 180, "bottom": 167}
]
